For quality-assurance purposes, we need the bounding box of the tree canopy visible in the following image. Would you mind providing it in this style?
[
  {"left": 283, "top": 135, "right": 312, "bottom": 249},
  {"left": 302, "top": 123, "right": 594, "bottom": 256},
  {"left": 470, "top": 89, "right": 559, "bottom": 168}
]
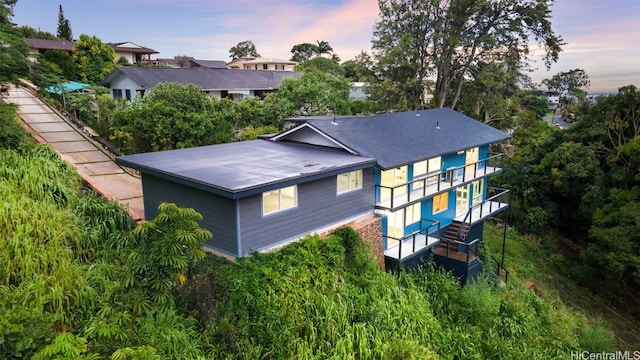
[
  {"left": 371, "top": 0, "right": 564, "bottom": 111},
  {"left": 271, "top": 68, "right": 352, "bottom": 116},
  {"left": 229, "top": 40, "right": 260, "bottom": 59},
  {"left": 72, "top": 34, "right": 116, "bottom": 84},
  {"left": 111, "top": 83, "right": 234, "bottom": 153},
  {"left": 290, "top": 40, "right": 338, "bottom": 63},
  {"left": 290, "top": 42, "right": 317, "bottom": 63}
]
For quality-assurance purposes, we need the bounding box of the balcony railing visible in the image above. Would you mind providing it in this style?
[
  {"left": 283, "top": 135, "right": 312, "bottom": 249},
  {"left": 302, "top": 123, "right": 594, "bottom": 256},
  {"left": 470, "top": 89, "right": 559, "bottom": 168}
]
[
  {"left": 432, "top": 237, "right": 481, "bottom": 264},
  {"left": 376, "top": 153, "right": 504, "bottom": 210},
  {"left": 454, "top": 187, "right": 510, "bottom": 225},
  {"left": 383, "top": 219, "right": 441, "bottom": 260}
]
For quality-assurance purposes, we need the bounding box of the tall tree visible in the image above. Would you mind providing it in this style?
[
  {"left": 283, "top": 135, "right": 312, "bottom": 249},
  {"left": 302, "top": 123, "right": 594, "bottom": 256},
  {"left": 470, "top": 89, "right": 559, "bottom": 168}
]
[
  {"left": 315, "top": 40, "right": 334, "bottom": 57},
  {"left": 372, "top": 0, "right": 563, "bottom": 110},
  {"left": 72, "top": 34, "right": 115, "bottom": 83},
  {"left": 542, "top": 68, "right": 590, "bottom": 122},
  {"left": 290, "top": 42, "right": 317, "bottom": 63},
  {"left": 229, "top": 40, "right": 260, "bottom": 59},
  {"left": 56, "top": 4, "right": 72, "bottom": 41},
  {"left": 342, "top": 51, "right": 376, "bottom": 82}
]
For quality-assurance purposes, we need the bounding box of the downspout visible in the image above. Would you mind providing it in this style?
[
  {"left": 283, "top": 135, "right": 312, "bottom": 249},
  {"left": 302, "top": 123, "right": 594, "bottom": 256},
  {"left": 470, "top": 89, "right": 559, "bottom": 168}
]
[{"left": 236, "top": 200, "right": 242, "bottom": 258}]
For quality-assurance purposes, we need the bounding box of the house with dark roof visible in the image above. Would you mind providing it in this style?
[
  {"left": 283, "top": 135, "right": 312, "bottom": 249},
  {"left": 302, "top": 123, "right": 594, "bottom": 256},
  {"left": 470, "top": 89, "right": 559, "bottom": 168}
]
[
  {"left": 155, "top": 57, "right": 227, "bottom": 69},
  {"left": 25, "top": 38, "right": 158, "bottom": 65},
  {"left": 108, "top": 42, "right": 158, "bottom": 64},
  {"left": 116, "top": 108, "right": 511, "bottom": 283},
  {"left": 100, "top": 66, "right": 300, "bottom": 101}
]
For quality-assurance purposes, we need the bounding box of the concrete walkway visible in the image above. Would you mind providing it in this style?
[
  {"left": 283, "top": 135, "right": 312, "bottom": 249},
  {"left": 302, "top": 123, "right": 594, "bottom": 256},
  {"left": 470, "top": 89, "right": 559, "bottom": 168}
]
[{"left": 3, "top": 84, "right": 145, "bottom": 221}]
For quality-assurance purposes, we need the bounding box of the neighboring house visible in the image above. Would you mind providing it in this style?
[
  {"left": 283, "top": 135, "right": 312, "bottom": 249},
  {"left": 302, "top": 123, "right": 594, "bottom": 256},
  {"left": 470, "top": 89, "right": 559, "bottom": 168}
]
[
  {"left": 349, "top": 82, "right": 367, "bottom": 100},
  {"left": 227, "top": 57, "right": 297, "bottom": 71},
  {"left": 100, "top": 66, "right": 300, "bottom": 101},
  {"left": 116, "top": 108, "right": 511, "bottom": 283},
  {"left": 108, "top": 42, "right": 158, "bottom": 64},
  {"left": 155, "top": 57, "right": 227, "bottom": 69},
  {"left": 529, "top": 90, "right": 560, "bottom": 106},
  {"left": 25, "top": 38, "right": 74, "bottom": 62},
  {"left": 24, "top": 38, "right": 158, "bottom": 65}
]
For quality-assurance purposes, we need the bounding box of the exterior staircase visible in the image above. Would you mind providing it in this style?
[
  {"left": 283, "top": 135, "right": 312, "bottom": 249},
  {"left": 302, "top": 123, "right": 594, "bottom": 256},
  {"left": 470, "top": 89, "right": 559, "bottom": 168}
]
[
  {"left": 433, "top": 220, "right": 481, "bottom": 284},
  {"left": 437, "top": 220, "right": 470, "bottom": 254}
]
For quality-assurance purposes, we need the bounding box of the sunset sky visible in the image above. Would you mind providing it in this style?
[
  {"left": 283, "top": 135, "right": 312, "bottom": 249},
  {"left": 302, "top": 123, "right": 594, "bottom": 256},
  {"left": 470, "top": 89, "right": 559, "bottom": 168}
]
[{"left": 11, "top": 0, "right": 640, "bottom": 93}]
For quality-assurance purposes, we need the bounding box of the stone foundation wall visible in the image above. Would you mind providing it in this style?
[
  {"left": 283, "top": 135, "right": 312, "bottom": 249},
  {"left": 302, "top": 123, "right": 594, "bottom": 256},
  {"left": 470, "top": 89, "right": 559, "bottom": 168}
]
[{"left": 344, "top": 216, "right": 385, "bottom": 271}]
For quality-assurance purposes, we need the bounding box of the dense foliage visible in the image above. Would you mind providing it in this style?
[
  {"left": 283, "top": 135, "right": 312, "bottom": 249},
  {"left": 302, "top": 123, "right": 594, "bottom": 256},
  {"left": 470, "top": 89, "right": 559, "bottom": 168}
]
[
  {"left": 0, "top": 24, "right": 29, "bottom": 84},
  {"left": 181, "top": 226, "right": 614, "bottom": 359},
  {"left": 499, "top": 85, "right": 640, "bottom": 295},
  {"left": 110, "top": 83, "right": 235, "bottom": 153},
  {"left": 72, "top": 34, "right": 116, "bottom": 84}
]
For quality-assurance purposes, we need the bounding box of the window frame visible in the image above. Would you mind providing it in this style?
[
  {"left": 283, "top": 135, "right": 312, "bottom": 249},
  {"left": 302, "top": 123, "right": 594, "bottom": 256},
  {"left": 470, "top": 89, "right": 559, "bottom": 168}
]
[
  {"left": 262, "top": 185, "right": 298, "bottom": 216},
  {"left": 405, "top": 203, "right": 421, "bottom": 225},
  {"left": 432, "top": 192, "right": 449, "bottom": 214},
  {"left": 337, "top": 169, "right": 363, "bottom": 195}
]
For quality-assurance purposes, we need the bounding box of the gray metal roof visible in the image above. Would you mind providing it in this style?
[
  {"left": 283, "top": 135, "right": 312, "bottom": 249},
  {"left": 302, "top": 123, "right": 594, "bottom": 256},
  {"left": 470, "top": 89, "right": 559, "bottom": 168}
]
[
  {"left": 101, "top": 67, "right": 300, "bottom": 90},
  {"left": 190, "top": 59, "right": 227, "bottom": 69},
  {"left": 116, "top": 140, "right": 375, "bottom": 199},
  {"left": 279, "top": 108, "right": 511, "bottom": 169}
]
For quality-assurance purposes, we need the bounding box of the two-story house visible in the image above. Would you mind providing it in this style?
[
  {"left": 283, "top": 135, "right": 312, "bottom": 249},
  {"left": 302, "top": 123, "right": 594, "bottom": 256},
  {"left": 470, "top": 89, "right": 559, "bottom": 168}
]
[
  {"left": 226, "top": 57, "right": 297, "bottom": 71},
  {"left": 25, "top": 38, "right": 158, "bottom": 65},
  {"left": 116, "top": 108, "right": 510, "bottom": 282}
]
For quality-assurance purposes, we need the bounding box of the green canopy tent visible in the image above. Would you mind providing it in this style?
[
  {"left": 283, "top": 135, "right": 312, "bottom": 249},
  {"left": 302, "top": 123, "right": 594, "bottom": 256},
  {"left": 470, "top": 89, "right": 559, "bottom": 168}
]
[{"left": 44, "top": 81, "right": 90, "bottom": 106}]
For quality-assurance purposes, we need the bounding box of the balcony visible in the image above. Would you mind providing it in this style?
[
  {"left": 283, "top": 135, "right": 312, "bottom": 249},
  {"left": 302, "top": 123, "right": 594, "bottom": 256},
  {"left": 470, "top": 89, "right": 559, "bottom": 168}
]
[
  {"left": 383, "top": 188, "right": 510, "bottom": 265},
  {"left": 383, "top": 219, "right": 441, "bottom": 261},
  {"left": 376, "top": 153, "right": 504, "bottom": 210},
  {"left": 454, "top": 187, "right": 510, "bottom": 225}
]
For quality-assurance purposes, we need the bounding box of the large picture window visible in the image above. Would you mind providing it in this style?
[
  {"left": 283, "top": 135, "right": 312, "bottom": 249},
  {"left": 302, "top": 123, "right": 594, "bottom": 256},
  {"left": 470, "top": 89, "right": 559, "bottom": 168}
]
[
  {"left": 263, "top": 185, "right": 297, "bottom": 215},
  {"left": 433, "top": 193, "right": 448, "bottom": 214},
  {"left": 337, "top": 170, "right": 363, "bottom": 194}
]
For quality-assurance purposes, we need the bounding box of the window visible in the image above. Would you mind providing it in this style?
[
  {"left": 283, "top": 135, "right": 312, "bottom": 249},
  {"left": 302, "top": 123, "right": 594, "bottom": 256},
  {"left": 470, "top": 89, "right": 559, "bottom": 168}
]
[
  {"left": 414, "top": 160, "right": 427, "bottom": 176},
  {"left": 405, "top": 203, "right": 421, "bottom": 225},
  {"left": 337, "top": 170, "right": 363, "bottom": 194},
  {"left": 262, "top": 185, "right": 297, "bottom": 215},
  {"left": 125, "top": 89, "right": 131, "bottom": 101},
  {"left": 472, "top": 179, "right": 484, "bottom": 206},
  {"left": 380, "top": 166, "right": 407, "bottom": 203},
  {"left": 112, "top": 89, "right": 123, "bottom": 99},
  {"left": 263, "top": 64, "right": 268, "bottom": 70},
  {"left": 433, "top": 193, "right": 448, "bottom": 214},
  {"left": 413, "top": 157, "right": 441, "bottom": 177}
]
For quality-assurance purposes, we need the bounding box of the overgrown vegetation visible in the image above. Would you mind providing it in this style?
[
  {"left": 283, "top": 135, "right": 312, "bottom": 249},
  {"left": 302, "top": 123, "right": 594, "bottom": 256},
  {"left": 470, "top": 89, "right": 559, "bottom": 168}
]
[
  {"left": 1, "top": 103, "right": 618, "bottom": 358},
  {"left": 498, "top": 86, "right": 640, "bottom": 303}
]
